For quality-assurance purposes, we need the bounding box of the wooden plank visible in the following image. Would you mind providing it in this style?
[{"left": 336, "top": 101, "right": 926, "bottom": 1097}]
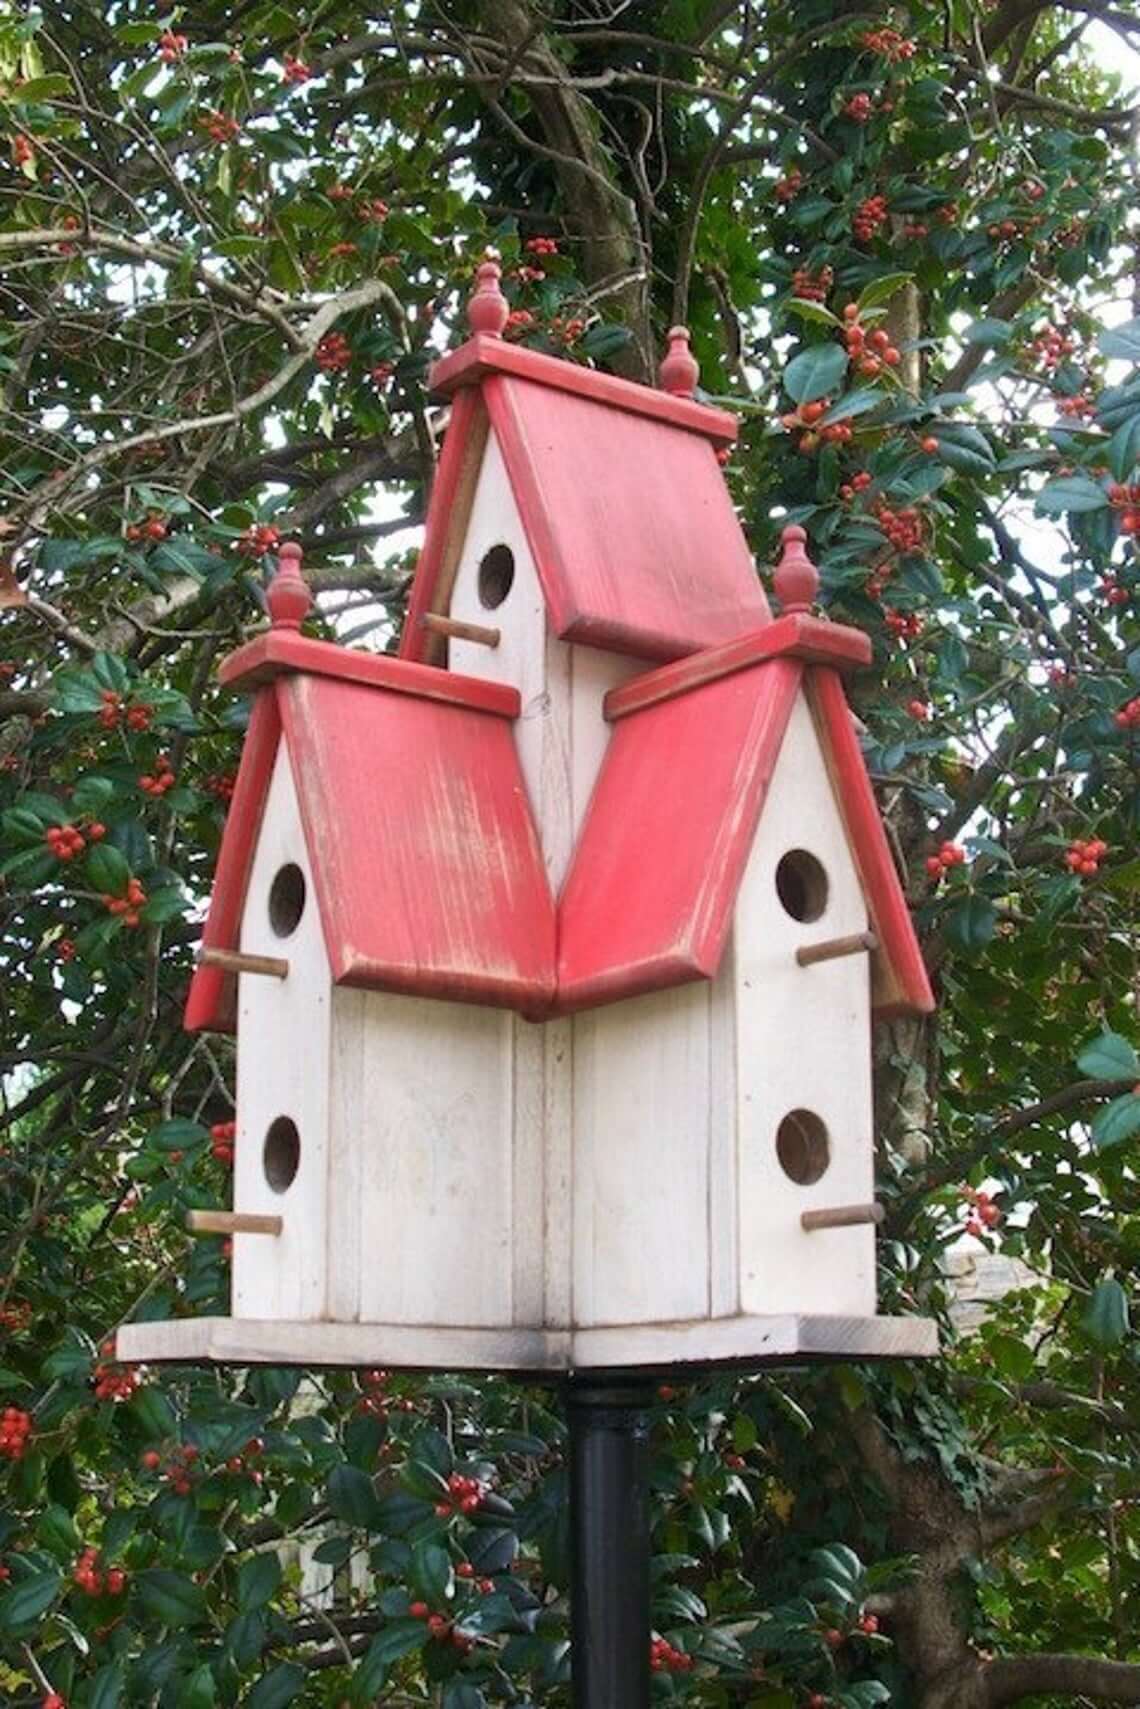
[
  {"left": 278, "top": 673, "right": 556, "bottom": 1010},
  {"left": 234, "top": 745, "right": 332, "bottom": 1321},
  {"left": 219, "top": 627, "right": 519, "bottom": 718},
  {"left": 184, "top": 690, "right": 281, "bottom": 1034},
  {"left": 116, "top": 1311, "right": 937, "bottom": 1371},
  {"left": 401, "top": 390, "right": 491, "bottom": 665},
  {"left": 557, "top": 659, "right": 803, "bottom": 1010},
  {"left": 807, "top": 667, "right": 936, "bottom": 1018},
  {"left": 572, "top": 983, "right": 711, "bottom": 1327},
  {"left": 707, "top": 938, "right": 739, "bottom": 1319},
  {"left": 351, "top": 991, "right": 515, "bottom": 1328},
  {"left": 430, "top": 333, "right": 740, "bottom": 445},
  {"left": 542, "top": 1017, "right": 574, "bottom": 1328},
  {"left": 603, "top": 615, "right": 872, "bottom": 723},
  {"left": 326, "top": 986, "right": 366, "bottom": 1323},
  {"left": 484, "top": 374, "right": 769, "bottom": 662},
  {"left": 733, "top": 692, "right": 877, "bottom": 1319}
]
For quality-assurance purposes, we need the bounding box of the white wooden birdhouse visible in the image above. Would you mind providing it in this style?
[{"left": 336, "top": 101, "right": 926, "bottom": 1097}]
[{"left": 120, "top": 262, "right": 937, "bottom": 1376}]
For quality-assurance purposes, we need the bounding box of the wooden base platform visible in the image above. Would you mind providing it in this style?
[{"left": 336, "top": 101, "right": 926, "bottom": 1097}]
[{"left": 117, "top": 1312, "right": 937, "bottom": 1373}]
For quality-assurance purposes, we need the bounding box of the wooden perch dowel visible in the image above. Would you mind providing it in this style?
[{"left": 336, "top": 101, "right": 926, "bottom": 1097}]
[
  {"left": 420, "top": 611, "right": 501, "bottom": 648},
  {"left": 186, "top": 1210, "right": 283, "bottom": 1237},
  {"left": 795, "top": 930, "right": 878, "bottom": 968},
  {"left": 197, "top": 946, "right": 289, "bottom": 980},
  {"left": 801, "top": 1202, "right": 885, "bottom": 1232}
]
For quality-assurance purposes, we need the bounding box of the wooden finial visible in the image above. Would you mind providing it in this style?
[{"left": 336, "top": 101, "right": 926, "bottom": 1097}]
[
  {"left": 658, "top": 325, "right": 699, "bottom": 398},
  {"left": 773, "top": 523, "right": 819, "bottom": 614},
  {"left": 468, "top": 250, "right": 508, "bottom": 337},
  {"left": 267, "top": 541, "right": 312, "bottom": 629}
]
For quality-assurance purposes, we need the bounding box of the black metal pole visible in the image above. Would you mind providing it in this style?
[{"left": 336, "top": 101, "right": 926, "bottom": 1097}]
[{"left": 565, "top": 1376, "right": 653, "bottom": 1709}]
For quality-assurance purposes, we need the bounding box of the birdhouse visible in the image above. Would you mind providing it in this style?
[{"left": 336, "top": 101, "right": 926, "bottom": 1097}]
[{"left": 119, "top": 264, "right": 937, "bottom": 1376}]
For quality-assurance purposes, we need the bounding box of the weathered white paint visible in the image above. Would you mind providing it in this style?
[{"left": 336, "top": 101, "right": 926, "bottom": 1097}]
[
  {"left": 572, "top": 984, "right": 712, "bottom": 1326},
  {"left": 234, "top": 745, "right": 331, "bottom": 1320},
  {"left": 117, "top": 1310, "right": 937, "bottom": 1371},
  {"left": 733, "top": 691, "right": 877, "bottom": 1318},
  {"left": 332, "top": 987, "right": 515, "bottom": 1327}
]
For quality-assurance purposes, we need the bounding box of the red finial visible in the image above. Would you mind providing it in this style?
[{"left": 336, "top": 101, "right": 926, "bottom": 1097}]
[
  {"left": 267, "top": 541, "right": 312, "bottom": 629},
  {"left": 468, "top": 250, "right": 508, "bottom": 337},
  {"left": 773, "top": 524, "right": 819, "bottom": 614},
  {"left": 658, "top": 325, "right": 699, "bottom": 398}
]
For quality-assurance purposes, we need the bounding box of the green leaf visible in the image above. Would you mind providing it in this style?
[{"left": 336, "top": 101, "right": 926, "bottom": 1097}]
[
  {"left": 930, "top": 422, "right": 997, "bottom": 474},
  {"left": 1099, "top": 317, "right": 1140, "bottom": 361},
  {"left": 1106, "top": 411, "right": 1140, "bottom": 482},
  {"left": 182, "top": 1663, "right": 218, "bottom": 1709},
  {"left": 137, "top": 1568, "right": 208, "bottom": 1627},
  {"left": 963, "top": 318, "right": 1013, "bottom": 345},
  {"left": 1035, "top": 474, "right": 1109, "bottom": 515},
  {"left": 0, "top": 1571, "right": 61, "bottom": 1628},
  {"left": 786, "top": 298, "right": 841, "bottom": 327},
  {"left": 86, "top": 842, "right": 130, "bottom": 895},
  {"left": 856, "top": 272, "right": 914, "bottom": 310},
  {"left": 89, "top": 1661, "right": 126, "bottom": 1709},
  {"left": 784, "top": 343, "right": 849, "bottom": 404},
  {"left": 411, "top": 1539, "right": 453, "bottom": 1605},
  {"left": 1083, "top": 1278, "right": 1130, "bottom": 1346},
  {"left": 358, "top": 1619, "right": 426, "bottom": 1671},
  {"left": 238, "top": 1552, "right": 281, "bottom": 1612},
  {"left": 146, "top": 1118, "right": 209, "bottom": 1154},
  {"left": 1091, "top": 1094, "right": 1140, "bottom": 1150},
  {"left": 1076, "top": 1030, "right": 1139, "bottom": 1080},
  {"left": 247, "top": 1662, "right": 306, "bottom": 1709},
  {"left": 818, "top": 386, "right": 883, "bottom": 425},
  {"left": 326, "top": 1463, "right": 382, "bottom": 1528},
  {"left": 944, "top": 895, "right": 997, "bottom": 954},
  {"left": 442, "top": 1685, "right": 488, "bottom": 1709}
]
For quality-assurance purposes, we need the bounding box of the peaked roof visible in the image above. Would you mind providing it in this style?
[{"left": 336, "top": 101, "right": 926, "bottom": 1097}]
[
  {"left": 402, "top": 286, "right": 770, "bottom": 668},
  {"left": 556, "top": 617, "right": 935, "bottom": 1019},
  {"left": 185, "top": 610, "right": 556, "bottom": 1032}
]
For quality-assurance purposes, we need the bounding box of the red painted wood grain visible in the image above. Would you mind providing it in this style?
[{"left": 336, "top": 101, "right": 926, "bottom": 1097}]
[
  {"left": 400, "top": 387, "right": 487, "bottom": 665},
  {"left": 278, "top": 674, "right": 556, "bottom": 1009}
]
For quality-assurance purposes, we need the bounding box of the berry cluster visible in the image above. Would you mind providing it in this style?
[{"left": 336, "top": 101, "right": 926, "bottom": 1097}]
[
  {"left": 1100, "top": 572, "right": 1131, "bottom": 606},
  {"left": 907, "top": 698, "right": 931, "bottom": 721},
  {"left": 1056, "top": 390, "right": 1096, "bottom": 420},
  {"left": 326, "top": 240, "right": 357, "bottom": 260},
  {"left": 139, "top": 752, "right": 175, "bottom": 797},
  {"left": 140, "top": 1440, "right": 199, "bottom": 1495},
  {"left": 843, "top": 93, "right": 874, "bottom": 123},
  {"left": 858, "top": 1612, "right": 880, "bottom": 1635},
  {"left": 45, "top": 823, "right": 87, "bottom": 861},
  {"left": 358, "top": 197, "right": 389, "bottom": 222},
  {"left": 454, "top": 1562, "right": 495, "bottom": 1591},
  {"left": 504, "top": 308, "right": 535, "bottom": 337},
  {"left": 839, "top": 469, "right": 874, "bottom": 503},
  {"left": 1030, "top": 323, "right": 1077, "bottom": 370},
  {"left": 1065, "top": 837, "right": 1107, "bottom": 876},
  {"left": 125, "top": 515, "right": 168, "bottom": 543},
  {"left": 792, "top": 264, "right": 833, "bottom": 303},
  {"left": 236, "top": 522, "right": 281, "bottom": 557},
  {"left": 97, "top": 690, "right": 152, "bottom": 732},
  {"left": 370, "top": 360, "right": 395, "bottom": 386},
  {"left": 885, "top": 608, "right": 924, "bottom": 642},
  {"left": 225, "top": 1436, "right": 265, "bottom": 1482},
  {"left": 158, "top": 30, "right": 187, "bottom": 61},
  {"left": 525, "top": 236, "right": 559, "bottom": 257},
  {"left": 92, "top": 1338, "right": 140, "bottom": 1402},
  {"left": 903, "top": 220, "right": 930, "bottom": 240},
  {"left": 1107, "top": 484, "right": 1140, "bottom": 535},
  {"left": 774, "top": 165, "right": 803, "bottom": 203},
  {"left": 650, "top": 1636, "right": 694, "bottom": 1674},
  {"left": 925, "top": 840, "right": 965, "bottom": 879},
  {"left": 101, "top": 876, "right": 146, "bottom": 928},
  {"left": 861, "top": 26, "right": 916, "bottom": 59},
  {"left": 56, "top": 937, "right": 76, "bottom": 961},
  {"left": 315, "top": 331, "right": 352, "bottom": 372},
  {"left": 42, "top": 1694, "right": 66, "bottom": 1709},
  {"left": 853, "top": 193, "right": 889, "bottom": 241},
  {"left": 842, "top": 306, "right": 901, "bottom": 375},
  {"left": 204, "top": 769, "right": 237, "bottom": 802},
  {"left": 0, "top": 1300, "right": 32, "bottom": 1333},
  {"left": 199, "top": 110, "right": 239, "bottom": 144},
  {"left": 0, "top": 1407, "right": 32, "bottom": 1460},
  {"left": 72, "top": 1548, "right": 127, "bottom": 1597},
  {"left": 435, "top": 1471, "right": 485, "bottom": 1518},
  {"left": 875, "top": 501, "right": 924, "bottom": 553},
  {"left": 780, "top": 397, "right": 850, "bottom": 453},
  {"left": 549, "top": 314, "right": 586, "bottom": 344},
  {"left": 1114, "top": 697, "right": 1140, "bottom": 729},
  {"left": 210, "top": 1120, "right": 236, "bottom": 1165},
  {"left": 986, "top": 217, "right": 1037, "bottom": 243},
  {"left": 12, "top": 135, "right": 34, "bottom": 169},
  {"left": 962, "top": 1186, "right": 1002, "bottom": 1237},
  {"left": 282, "top": 55, "right": 311, "bottom": 84}
]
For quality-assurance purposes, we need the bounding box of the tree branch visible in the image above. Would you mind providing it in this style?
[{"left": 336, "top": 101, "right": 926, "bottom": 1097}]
[{"left": 987, "top": 1653, "right": 1140, "bottom": 1705}]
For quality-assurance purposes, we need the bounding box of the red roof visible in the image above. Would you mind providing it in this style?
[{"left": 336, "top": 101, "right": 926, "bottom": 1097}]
[
  {"left": 402, "top": 336, "right": 770, "bottom": 668},
  {"left": 557, "top": 624, "right": 935, "bottom": 1019},
  {"left": 185, "top": 632, "right": 556, "bottom": 1031}
]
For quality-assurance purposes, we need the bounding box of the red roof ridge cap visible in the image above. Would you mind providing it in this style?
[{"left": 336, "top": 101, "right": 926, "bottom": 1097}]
[{"left": 604, "top": 613, "right": 872, "bottom": 723}]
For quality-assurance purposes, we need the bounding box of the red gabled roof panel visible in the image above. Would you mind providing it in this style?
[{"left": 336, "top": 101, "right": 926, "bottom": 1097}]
[{"left": 278, "top": 674, "right": 555, "bottom": 1008}]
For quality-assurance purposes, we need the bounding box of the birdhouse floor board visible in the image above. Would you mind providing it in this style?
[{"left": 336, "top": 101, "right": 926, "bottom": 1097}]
[{"left": 115, "top": 1312, "right": 937, "bottom": 1372}]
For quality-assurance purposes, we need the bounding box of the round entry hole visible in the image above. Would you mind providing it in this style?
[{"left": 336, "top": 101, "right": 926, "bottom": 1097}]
[
  {"left": 268, "top": 863, "right": 306, "bottom": 937},
  {"left": 775, "top": 849, "right": 829, "bottom": 923},
  {"left": 478, "top": 543, "right": 515, "bottom": 609},
  {"left": 776, "top": 1109, "right": 830, "bottom": 1185},
  {"left": 263, "top": 1116, "right": 300, "bottom": 1193}
]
